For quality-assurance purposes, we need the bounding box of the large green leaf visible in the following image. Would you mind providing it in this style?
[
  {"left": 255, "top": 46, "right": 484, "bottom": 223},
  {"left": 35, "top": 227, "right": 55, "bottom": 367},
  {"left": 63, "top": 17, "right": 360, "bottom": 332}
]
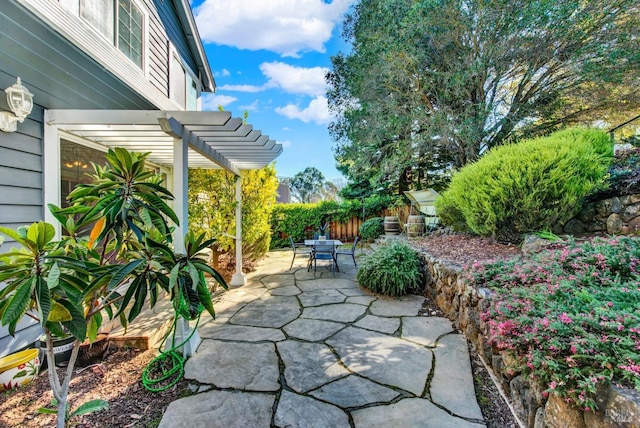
[
  {"left": 128, "top": 276, "right": 148, "bottom": 322},
  {"left": 0, "top": 226, "right": 25, "bottom": 246},
  {"left": 47, "top": 301, "right": 72, "bottom": 322},
  {"left": 35, "top": 277, "right": 51, "bottom": 325},
  {"left": 70, "top": 399, "right": 109, "bottom": 417},
  {"left": 87, "top": 311, "right": 102, "bottom": 343},
  {"left": 1, "top": 276, "right": 35, "bottom": 327},
  {"left": 59, "top": 299, "right": 87, "bottom": 341},
  {"left": 47, "top": 263, "right": 60, "bottom": 290},
  {"left": 108, "top": 259, "right": 144, "bottom": 289}
]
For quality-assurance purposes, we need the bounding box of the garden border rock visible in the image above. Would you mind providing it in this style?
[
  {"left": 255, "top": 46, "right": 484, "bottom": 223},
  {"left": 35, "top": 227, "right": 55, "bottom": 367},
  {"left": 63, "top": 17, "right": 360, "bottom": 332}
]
[{"left": 417, "top": 250, "right": 640, "bottom": 428}]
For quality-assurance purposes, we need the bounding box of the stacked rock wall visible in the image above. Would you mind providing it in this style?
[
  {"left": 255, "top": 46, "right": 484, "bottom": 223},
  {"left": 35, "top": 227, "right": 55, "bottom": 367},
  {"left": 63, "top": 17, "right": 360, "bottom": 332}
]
[
  {"left": 561, "top": 194, "right": 640, "bottom": 235},
  {"left": 419, "top": 251, "right": 640, "bottom": 427}
]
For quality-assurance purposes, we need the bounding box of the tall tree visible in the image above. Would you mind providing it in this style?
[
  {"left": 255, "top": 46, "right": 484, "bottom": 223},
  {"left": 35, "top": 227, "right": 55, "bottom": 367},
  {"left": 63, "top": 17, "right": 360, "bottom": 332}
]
[
  {"left": 290, "top": 167, "right": 326, "bottom": 203},
  {"left": 328, "top": 0, "right": 640, "bottom": 190}
]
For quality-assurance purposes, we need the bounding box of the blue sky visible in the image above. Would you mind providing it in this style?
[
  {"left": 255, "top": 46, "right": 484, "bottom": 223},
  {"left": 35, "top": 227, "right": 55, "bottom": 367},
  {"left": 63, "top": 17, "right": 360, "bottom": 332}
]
[{"left": 190, "top": 0, "right": 356, "bottom": 181}]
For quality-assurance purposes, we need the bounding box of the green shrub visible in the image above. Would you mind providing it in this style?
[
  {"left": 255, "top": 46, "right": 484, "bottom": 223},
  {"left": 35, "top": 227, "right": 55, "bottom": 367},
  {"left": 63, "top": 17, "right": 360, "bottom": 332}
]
[
  {"left": 357, "top": 240, "right": 422, "bottom": 296},
  {"left": 270, "top": 195, "right": 400, "bottom": 248},
  {"left": 359, "top": 217, "right": 384, "bottom": 241},
  {"left": 471, "top": 236, "right": 640, "bottom": 410},
  {"left": 435, "top": 128, "right": 613, "bottom": 242}
]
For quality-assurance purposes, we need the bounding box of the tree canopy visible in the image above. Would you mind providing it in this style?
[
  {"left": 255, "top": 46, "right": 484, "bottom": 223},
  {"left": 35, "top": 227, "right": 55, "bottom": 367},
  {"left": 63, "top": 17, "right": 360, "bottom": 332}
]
[
  {"left": 290, "top": 167, "right": 326, "bottom": 203},
  {"left": 327, "top": 0, "right": 640, "bottom": 192}
]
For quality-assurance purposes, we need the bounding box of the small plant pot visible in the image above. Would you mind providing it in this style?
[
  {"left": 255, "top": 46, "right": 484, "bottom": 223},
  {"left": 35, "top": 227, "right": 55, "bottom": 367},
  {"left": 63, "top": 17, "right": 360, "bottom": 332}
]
[
  {"left": 0, "top": 348, "right": 40, "bottom": 391},
  {"left": 39, "top": 335, "right": 75, "bottom": 369},
  {"left": 319, "top": 235, "right": 327, "bottom": 241}
]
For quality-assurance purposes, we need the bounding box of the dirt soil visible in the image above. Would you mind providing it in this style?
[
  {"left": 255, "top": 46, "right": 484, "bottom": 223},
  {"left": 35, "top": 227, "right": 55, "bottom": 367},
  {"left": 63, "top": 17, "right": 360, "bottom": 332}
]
[
  {"left": 412, "top": 233, "right": 522, "bottom": 267},
  {"left": 0, "top": 235, "right": 521, "bottom": 428}
]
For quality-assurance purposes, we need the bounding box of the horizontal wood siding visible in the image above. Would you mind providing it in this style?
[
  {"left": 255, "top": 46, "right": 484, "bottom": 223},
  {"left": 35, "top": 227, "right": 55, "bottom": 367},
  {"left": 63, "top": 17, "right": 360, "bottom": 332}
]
[
  {"left": 0, "top": 103, "right": 44, "bottom": 246},
  {"left": 154, "top": 0, "right": 198, "bottom": 74},
  {"left": 145, "top": 0, "right": 169, "bottom": 97}
]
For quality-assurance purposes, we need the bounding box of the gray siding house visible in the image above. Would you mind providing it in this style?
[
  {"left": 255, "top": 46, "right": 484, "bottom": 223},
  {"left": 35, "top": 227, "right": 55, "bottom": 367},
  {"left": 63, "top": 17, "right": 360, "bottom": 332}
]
[{"left": 0, "top": 0, "right": 282, "bottom": 356}]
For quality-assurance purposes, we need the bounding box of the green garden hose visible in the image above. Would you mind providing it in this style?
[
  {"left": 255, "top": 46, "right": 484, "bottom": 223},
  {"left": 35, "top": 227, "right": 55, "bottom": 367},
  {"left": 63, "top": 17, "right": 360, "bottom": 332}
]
[{"left": 141, "top": 282, "right": 205, "bottom": 392}]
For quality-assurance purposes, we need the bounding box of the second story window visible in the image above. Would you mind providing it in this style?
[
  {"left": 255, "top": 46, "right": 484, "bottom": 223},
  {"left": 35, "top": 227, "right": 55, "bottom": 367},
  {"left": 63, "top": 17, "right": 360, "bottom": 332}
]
[
  {"left": 118, "top": 0, "right": 143, "bottom": 68},
  {"left": 79, "top": 0, "right": 144, "bottom": 69}
]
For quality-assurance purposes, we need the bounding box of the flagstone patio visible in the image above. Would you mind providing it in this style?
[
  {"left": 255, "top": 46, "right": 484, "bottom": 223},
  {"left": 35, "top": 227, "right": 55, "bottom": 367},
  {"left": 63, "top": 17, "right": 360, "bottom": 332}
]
[{"left": 159, "top": 248, "right": 486, "bottom": 427}]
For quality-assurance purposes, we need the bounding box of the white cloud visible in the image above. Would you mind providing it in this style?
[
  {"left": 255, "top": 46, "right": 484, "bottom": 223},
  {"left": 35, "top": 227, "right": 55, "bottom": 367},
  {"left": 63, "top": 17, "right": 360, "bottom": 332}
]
[
  {"left": 220, "top": 62, "right": 328, "bottom": 97},
  {"left": 239, "top": 99, "right": 260, "bottom": 111},
  {"left": 194, "top": 0, "right": 355, "bottom": 57},
  {"left": 221, "top": 68, "right": 230, "bottom": 77},
  {"left": 201, "top": 93, "right": 237, "bottom": 111},
  {"left": 218, "top": 83, "right": 271, "bottom": 93},
  {"left": 279, "top": 140, "right": 292, "bottom": 148},
  {"left": 260, "top": 62, "right": 328, "bottom": 96},
  {"left": 275, "top": 95, "right": 331, "bottom": 125}
]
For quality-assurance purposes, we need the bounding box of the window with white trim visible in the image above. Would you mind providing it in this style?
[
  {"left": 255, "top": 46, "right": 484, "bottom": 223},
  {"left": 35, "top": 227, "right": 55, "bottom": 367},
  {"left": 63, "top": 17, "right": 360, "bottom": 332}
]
[
  {"left": 170, "top": 48, "right": 200, "bottom": 110},
  {"left": 78, "top": 0, "right": 145, "bottom": 69}
]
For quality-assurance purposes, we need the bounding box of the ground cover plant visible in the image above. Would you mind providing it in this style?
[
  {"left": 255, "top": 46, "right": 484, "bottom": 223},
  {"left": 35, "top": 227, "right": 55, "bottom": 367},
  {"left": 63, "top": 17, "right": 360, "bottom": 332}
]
[
  {"left": 471, "top": 236, "right": 640, "bottom": 411},
  {"left": 357, "top": 240, "right": 422, "bottom": 296},
  {"left": 435, "top": 128, "right": 613, "bottom": 242}
]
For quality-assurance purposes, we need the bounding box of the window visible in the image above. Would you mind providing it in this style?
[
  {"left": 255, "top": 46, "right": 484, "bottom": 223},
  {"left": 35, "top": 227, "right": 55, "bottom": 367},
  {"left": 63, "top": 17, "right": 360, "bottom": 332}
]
[
  {"left": 118, "top": 0, "right": 144, "bottom": 68},
  {"left": 170, "top": 51, "right": 200, "bottom": 110},
  {"left": 170, "top": 54, "right": 186, "bottom": 108},
  {"left": 79, "top": 0, "right": 144, "bottom": 69},
  {"left": 60, "top": 140, "right": 108, "bottom": 208}
]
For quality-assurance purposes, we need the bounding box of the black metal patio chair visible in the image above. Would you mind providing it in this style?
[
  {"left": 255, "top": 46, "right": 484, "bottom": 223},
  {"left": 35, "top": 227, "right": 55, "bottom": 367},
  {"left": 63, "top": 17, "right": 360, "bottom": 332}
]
[
  {"left": 289, "top": 236, "right": 312, "bottom": 269},
  {"left": 308, "top": 240, "right": 338, "bottom": 276},
  {"left": 335, "top": 236, "right": 359, "bottom": 267}
]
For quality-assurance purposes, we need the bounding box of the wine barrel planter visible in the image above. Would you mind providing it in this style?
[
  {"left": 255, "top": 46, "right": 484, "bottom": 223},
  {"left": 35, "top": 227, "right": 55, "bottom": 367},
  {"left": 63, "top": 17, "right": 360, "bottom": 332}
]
[
  {"left": 383, "top": 216, "right": 400, "bottom": 235},
  {"left": 407, "top": 215, "right": 425, "bottom": 237}
]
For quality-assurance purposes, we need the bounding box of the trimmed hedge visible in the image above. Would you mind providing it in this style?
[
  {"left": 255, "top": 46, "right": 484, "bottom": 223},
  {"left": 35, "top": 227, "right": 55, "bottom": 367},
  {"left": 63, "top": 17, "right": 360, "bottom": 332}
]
[
  {"left": 270, "top": 195, "right": 398, "bottom": 248},
  {"left": 435, "top": 128, "right": 613, "bottom": 242}
]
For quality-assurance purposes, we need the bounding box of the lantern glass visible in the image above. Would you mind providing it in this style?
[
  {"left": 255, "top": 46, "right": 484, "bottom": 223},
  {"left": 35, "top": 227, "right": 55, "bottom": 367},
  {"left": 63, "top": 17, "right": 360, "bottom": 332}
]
[{"left": 5, "top": 78, "right": 33, "bottom": 119}]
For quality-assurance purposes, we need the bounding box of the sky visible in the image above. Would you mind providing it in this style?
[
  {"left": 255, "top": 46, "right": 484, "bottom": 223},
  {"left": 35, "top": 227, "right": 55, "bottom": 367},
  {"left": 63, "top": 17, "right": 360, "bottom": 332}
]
[{"left": 190, "top": 0, "right": 357, "bottom": 181}]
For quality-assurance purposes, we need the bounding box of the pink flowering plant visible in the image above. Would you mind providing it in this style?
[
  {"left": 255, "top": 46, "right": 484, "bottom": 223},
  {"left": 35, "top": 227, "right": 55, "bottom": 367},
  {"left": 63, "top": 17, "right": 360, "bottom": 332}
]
[{"left": 472, "top": 236, "right": 640, "bottom": 411}]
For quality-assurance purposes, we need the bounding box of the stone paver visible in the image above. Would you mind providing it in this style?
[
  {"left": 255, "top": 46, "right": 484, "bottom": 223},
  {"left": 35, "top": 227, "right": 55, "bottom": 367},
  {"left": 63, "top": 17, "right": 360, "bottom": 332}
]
[
  {"left": 159, "top": 390, "right": 274, "bottom": 428},
  {"left": 283, "top": 318, "right": 345, "bottom": 341},
  {"left": 184, "top": 340, "right": 279, "bottom": 391},
  {"left": 369, "top": 294, "right": 426, "bottom": 317},
  {"left": 277, "top": 340, "right": 349, "bottom": 392},
  {"left": 401, "top": 316, "right": 455, "bottom": 347},
  {"left": 301, "top": 303, "right": 367, "bottom": 323},
  {"left": 160, "top": 247, "right": 487, "bottom": 427},
  {"left": 275, "top": 390, "right": 350, "bottom": 428},
  {"left": 327, "top": 326, "right": 432, "bottom": 395},
  {"left": 230, "top": 295, "right": 300, "bottom": 328},
  {"left": 310, "top": 375, "right": 401, "bottom": 408},
  {"left": 431, "top": 334, "right": 484, "bottom": 420},
  {"left": 352, "top": 397, "right": 485, "bottom": 428},
  {"left": 199, "top": 323, "right": 285, "bottom": 342},
  {"left": 298, "top": 289, "right": 347, "bottom": 306},
  {"left": 355, "top": 314, "right": 400, "bottom": 334}
]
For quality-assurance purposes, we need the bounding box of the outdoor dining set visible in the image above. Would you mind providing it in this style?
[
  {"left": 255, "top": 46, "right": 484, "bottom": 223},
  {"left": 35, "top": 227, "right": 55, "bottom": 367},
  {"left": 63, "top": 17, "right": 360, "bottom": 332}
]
[{"left": 289, "top": 236, "right": 359, "bottom": 275}]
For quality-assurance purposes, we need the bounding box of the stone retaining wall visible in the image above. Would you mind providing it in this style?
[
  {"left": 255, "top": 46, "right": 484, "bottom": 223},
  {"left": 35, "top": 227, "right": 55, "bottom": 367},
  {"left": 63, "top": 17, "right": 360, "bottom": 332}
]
[
  {"left": 419, "top": 251, "right": 640, "bottom": 428},
  {"left": 560, "top": 194, "right": 640, "bottom": 235}
]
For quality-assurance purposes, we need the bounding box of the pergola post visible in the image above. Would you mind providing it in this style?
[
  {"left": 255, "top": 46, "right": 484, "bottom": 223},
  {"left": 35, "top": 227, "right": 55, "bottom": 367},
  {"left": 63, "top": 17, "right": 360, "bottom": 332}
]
[
  {"left": 171, "top": 135, "right": 201, "bottom": 357},
  {"left": 230, "top": 174, "right": 246, "bottom": 286}
]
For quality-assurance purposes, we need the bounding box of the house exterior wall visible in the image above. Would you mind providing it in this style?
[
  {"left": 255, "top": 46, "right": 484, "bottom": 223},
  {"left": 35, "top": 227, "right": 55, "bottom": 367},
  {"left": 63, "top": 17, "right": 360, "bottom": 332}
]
[{"left": 0, "top": 0, "right": 210, "bottom": 356}]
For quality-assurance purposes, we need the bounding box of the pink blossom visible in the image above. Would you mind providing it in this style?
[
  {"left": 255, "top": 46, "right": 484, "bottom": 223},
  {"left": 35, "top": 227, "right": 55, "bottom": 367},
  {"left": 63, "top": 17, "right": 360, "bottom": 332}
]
[{"left": 559, "top": 313, "right": 573, "bottom": 324}]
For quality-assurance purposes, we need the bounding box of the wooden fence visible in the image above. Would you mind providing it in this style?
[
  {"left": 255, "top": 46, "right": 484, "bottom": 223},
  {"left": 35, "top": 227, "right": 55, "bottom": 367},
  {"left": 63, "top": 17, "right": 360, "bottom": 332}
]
[{"left": 323, "top": 205, "right": 413, "bottom": 241}]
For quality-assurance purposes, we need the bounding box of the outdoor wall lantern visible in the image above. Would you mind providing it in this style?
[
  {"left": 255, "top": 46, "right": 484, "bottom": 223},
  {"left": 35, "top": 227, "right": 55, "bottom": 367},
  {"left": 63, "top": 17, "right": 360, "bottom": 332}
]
[{"left": 0, "top": 77, "right": 34, "bottom": 133}]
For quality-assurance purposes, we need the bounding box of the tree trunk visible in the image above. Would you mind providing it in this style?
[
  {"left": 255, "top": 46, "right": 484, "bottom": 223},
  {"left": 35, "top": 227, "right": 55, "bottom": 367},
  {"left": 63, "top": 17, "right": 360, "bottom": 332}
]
[{"left": 209, "top": 244, "right": 220, "bottom": 271}]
